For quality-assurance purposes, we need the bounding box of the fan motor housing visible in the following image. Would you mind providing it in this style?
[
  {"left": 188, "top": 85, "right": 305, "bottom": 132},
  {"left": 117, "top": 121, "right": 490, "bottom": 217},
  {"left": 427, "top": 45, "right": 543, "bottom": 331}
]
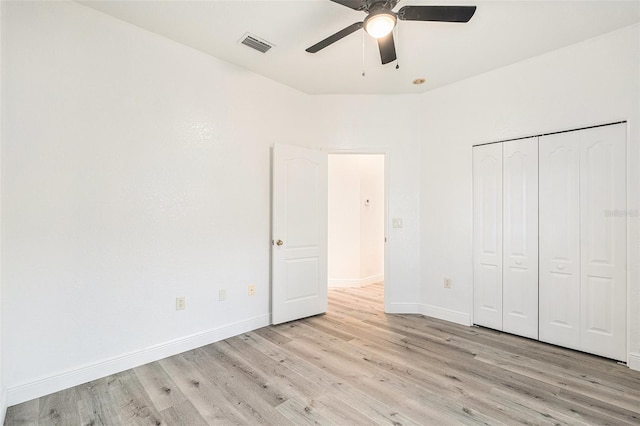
[{"left": 366, "top": 1, "right": 399, "bottom": 13}]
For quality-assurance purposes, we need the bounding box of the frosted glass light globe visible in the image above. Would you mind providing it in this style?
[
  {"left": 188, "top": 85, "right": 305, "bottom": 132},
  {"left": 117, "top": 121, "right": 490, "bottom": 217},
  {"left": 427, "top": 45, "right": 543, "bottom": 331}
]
[{"left": 365, "top": 13, "right": 396, "bottom": 38}]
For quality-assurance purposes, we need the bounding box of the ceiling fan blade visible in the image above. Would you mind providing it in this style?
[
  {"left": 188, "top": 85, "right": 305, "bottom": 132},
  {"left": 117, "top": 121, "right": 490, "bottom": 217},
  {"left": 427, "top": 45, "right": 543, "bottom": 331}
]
[
  {"left": 398, "top": 5, "right": 476, "bottom": 23},
  {"left": 377, "top": 32, "right": 397, "bottom": 65},
  {"left": 329, "top": 0, "right": 367, "bottom": 11},
  {"left": 306, "top": 22, "right": 364, "bottom": 53}
]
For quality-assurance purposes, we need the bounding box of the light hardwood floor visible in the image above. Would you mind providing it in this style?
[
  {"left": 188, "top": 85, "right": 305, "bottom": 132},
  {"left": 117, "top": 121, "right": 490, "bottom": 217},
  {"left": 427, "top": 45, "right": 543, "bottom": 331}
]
[{"left": 5, "top": 282, "right": 640, "bottom": 425}]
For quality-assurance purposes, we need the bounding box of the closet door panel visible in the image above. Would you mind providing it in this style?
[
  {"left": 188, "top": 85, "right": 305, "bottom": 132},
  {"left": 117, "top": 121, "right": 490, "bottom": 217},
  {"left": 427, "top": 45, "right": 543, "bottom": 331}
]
[
  {"left": 473, "top": 144, "right": 503, "bottom": 330},
  {"left": 539, "top": 132, "right": 581, "bottom": 350},
  {"left": 503, "top": 138, "right": 539, "bottom": 339},
  {"left": 579, "top": 124, "right": 626, "bottom": 361}
]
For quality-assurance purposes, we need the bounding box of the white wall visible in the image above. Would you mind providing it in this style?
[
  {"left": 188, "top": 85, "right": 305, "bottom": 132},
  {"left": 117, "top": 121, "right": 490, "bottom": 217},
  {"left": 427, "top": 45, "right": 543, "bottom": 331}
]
[
  {"left": 2, "top": 0, "right": 310, "bottom": 404},
  {"left": 328, "top": 155, "right": 361, "bottom": 286},
  {"left": 358, "top": 155, "right": 385, "bottom": 283},
  {"left": 328, "top": 154, "right": 384, "bottom": 288},
  {"left": 418, "top": 24, "right": 640, "bottom": 368},
  {"left": 1, "top": 0, "right": 422, "bottom": 405}
]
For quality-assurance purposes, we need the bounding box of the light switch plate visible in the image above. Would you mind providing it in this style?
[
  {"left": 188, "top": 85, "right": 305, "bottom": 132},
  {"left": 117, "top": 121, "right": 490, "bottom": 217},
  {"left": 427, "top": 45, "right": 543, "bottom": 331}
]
[{"left": 392, "top": 218, "right": 403, "bottom": 228}]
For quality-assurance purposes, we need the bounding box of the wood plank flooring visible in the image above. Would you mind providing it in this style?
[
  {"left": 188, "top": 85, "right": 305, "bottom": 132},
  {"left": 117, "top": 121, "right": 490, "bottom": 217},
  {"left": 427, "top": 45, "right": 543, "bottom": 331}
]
[{"left": 5, "top": 283, "right": 640, "bottom": 425}]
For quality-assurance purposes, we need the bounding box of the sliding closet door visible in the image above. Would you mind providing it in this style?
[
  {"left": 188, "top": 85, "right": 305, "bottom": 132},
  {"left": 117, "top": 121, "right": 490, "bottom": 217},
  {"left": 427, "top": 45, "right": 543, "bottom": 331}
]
[
  {"left": 539, "top": 132, "right": 581, "bottom": 351},
  {"left": 473, "top": 143, "right": 503, "bottom": 330},
  {"left": 579, "top": 124, "right": 626, "bottom": 361},
  {"left": 502, "top": 138, "right": 538, "bottom": 339}
]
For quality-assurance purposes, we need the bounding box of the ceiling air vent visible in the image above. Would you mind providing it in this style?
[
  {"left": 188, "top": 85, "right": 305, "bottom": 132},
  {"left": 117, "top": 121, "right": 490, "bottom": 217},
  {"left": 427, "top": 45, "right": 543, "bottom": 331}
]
[{"left": 239, "top": 33, "right": 274, "bottom": 54}]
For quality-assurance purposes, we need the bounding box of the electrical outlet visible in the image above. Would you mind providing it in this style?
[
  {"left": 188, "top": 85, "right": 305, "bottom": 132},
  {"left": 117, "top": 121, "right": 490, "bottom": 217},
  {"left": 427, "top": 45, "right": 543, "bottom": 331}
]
[
  {"left": 219, "top": 289, "right": 226, "bottom": 301},
  {"left": 248, "top": 284, "right": 255, "bottom": 296},
  {"left": 176, "top": 296, "right": 186, "bottom": 310},
  {"left": 444, "top": 278, "right": 452, "bottom": 289}
]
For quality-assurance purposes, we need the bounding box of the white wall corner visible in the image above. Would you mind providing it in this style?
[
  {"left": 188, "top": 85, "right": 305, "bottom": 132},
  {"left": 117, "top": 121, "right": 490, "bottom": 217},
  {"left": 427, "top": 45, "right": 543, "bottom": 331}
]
[
  {"left": 419, "top": 304, "right": 472, "bottom": 327},
  {"left": 628, "top": 353, "right": 640, "bottom": 372},
  {"left": 6, "top": 314, "right": 270, "bottom": 406},
  {"left": 1, "top": 387, "right": 6, "bottom": 425}
]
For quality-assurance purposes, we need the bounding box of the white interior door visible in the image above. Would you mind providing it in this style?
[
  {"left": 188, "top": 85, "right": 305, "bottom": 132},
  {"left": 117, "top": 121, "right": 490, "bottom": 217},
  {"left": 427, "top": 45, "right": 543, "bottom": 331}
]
[
  {"left": 539, "top": 131, "right": 581, "bottom": 351},
  {"left": 502, "top": 137, "right": 538, "bottom": 339},
  {"left": 272, "top": 143, "right": 328, "bottom": 325},
  {"left": 473, "top": 143, "right": 503, "bottom": 330},
  {"left": 579, "top": 124, "right": 626, "bottom": 361}
]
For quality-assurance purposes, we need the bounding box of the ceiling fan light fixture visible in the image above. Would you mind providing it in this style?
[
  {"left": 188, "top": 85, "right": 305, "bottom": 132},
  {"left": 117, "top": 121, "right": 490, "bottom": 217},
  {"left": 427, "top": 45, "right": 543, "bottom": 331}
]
[{"left": 364, "top": 12, "right": 397, "bottom": 38}]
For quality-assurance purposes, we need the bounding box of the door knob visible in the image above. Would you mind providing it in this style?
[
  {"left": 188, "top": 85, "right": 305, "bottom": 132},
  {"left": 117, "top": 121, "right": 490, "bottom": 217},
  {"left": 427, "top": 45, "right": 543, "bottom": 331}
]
[{"left": 276, "top": 240, "right": 284, "bottom": 246}]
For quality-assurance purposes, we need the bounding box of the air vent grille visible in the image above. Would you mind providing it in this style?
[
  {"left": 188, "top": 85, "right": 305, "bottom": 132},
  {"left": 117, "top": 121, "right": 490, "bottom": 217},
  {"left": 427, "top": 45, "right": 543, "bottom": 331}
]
[{"left": 239, "top": 33, "right": 273, "bottom": 53}]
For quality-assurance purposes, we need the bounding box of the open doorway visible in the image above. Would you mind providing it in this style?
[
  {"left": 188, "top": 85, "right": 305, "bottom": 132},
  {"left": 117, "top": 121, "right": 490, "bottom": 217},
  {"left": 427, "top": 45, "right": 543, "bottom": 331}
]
[{"left": 327, "top": 154, "right": 385, "bottom": 305}]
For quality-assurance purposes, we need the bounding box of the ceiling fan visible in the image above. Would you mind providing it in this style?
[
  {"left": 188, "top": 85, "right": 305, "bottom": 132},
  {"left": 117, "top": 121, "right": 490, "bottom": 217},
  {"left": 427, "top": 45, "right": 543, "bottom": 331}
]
[{"left": 306, "top": 0, "right": 476, "bottom": 65}]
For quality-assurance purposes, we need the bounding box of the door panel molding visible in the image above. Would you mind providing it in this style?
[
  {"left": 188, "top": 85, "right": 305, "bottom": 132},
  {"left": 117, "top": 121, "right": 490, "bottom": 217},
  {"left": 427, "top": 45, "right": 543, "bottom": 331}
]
[{"left": 272, "top": 144, "right": 328, "bottom": 325}]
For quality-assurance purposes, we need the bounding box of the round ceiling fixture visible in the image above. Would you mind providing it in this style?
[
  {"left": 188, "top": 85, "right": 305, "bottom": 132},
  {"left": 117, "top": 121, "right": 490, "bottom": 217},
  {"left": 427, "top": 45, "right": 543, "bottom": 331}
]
[
  {"left": 413, "top": 78, "right": 426, "bottom": 85},
  {"left": 364, "top": 10, "right": 397, "bottom": 38}
]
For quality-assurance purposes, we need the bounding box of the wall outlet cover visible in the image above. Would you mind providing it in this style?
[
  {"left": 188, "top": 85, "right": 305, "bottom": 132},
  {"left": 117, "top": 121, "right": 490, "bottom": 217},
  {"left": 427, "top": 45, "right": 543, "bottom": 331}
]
[{"left": 176, "top": 296, "right": 186, "bottom": 310}]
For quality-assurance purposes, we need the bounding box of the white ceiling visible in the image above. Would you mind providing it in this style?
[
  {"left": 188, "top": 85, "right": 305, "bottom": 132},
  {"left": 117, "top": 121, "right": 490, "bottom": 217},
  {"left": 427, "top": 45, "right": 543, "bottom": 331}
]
[{"left": 77, "top": 0, "right": 640, "bottom": 95}]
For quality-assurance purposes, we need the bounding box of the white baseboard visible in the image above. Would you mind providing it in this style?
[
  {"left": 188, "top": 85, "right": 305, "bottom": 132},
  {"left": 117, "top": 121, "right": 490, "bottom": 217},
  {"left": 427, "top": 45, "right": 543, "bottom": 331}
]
[
  {"left": 629, "top": 353, "right": 640, "bottom": 371},
  {"left": 329, "top": 274, "right": 384, "bottom": 288},
  {"left": 385, "top": 303, "right": 471, "bottom": 327},
  {"left": 385, "top": 302, "right": 420, "bottom": 314},
  {"left": 329, "top": 278, "right": 362, "bottom": 288},
  {"left": 419, "top": 304, "right": 471, "bottom": 326},
  {"left": 360, "top": 274, "right": 384, "bottom": 286},
  {"left": 6, "top": 314, "right": 270, "bottom": 406}
]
